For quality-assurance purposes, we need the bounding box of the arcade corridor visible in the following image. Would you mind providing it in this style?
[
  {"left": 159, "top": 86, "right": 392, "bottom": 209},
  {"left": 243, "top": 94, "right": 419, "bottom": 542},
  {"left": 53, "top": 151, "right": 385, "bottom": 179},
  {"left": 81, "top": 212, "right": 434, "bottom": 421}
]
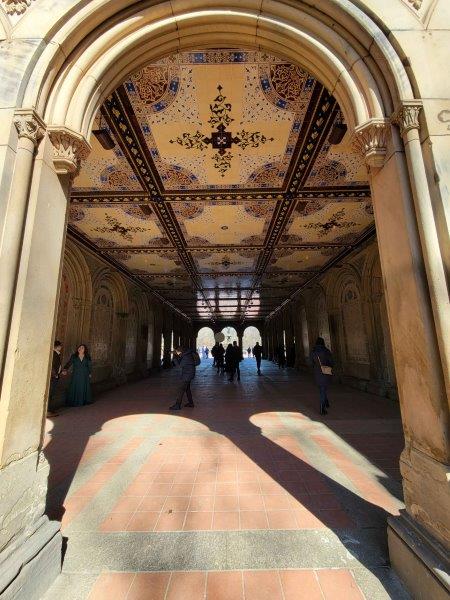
[{"left": 43, "top": 359, "right": 408, "bottom": 599}]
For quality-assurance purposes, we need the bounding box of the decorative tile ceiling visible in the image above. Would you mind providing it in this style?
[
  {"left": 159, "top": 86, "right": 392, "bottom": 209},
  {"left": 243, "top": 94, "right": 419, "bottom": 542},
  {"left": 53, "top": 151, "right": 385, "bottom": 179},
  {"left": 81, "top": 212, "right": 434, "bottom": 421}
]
[{"left": 70, "top": 49, "right": 373, "bottom": 322}]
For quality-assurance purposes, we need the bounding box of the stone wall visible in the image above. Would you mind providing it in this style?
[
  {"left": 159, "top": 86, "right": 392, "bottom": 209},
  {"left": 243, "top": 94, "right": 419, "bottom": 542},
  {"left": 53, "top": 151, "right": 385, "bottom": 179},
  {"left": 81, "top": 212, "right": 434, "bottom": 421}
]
[
  {"left": 49, "top": 236, "right": 192, "bottom": 409},
  {"left": 265, "top": 239, "right": 398, "bottom": 400}
]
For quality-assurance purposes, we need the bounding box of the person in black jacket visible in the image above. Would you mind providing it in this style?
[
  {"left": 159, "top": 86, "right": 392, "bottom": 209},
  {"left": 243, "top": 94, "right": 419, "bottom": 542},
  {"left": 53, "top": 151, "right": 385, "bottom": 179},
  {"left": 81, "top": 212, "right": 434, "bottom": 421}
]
[
  {"left": 216, "top": 343, "right": 225, "bottom": 374},
  {"left": 253, "top": 341, "right": 263, "bottom": 375},
  {"left": 310, "top": 337, "right": 334, "bottom": 415},
  {"left": 170, "top": 346, "right": 196, "bottom": 410}
]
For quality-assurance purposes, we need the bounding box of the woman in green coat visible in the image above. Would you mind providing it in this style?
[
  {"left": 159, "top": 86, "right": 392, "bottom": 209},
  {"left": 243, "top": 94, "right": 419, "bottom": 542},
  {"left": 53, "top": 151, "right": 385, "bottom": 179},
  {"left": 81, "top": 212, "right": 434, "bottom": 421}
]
[{"left": 64, "top": 344, "right": 93, "bottom": 406}]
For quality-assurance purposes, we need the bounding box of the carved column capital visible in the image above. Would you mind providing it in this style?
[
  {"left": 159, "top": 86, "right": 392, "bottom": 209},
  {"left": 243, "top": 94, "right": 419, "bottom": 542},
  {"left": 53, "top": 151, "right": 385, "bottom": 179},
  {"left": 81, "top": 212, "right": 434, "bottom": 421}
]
[
  {"left": 352, "top": 119, "right": 389, "bottom": 168},
  {"left": 47, "top": 127, "right": 91, "bottom": 176},
  {"left": 13, "top": 109, "right": 45, "bottom": 147},
  {"left": 2, "top": 0, "right": 34, "bottom": 15},
  {"left": 405, "top": 0, "right": 422, "bottom": 9},
  {"left": 392, "top": 101, "right": 422, "bottom": 137}
]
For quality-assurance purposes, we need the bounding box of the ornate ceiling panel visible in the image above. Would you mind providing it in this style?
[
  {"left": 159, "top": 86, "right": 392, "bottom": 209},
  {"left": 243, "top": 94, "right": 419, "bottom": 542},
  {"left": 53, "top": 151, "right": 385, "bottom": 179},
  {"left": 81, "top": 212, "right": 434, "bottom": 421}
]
[
  {"left": 123, "top": 51, "right": 317, "bottom": 191},
  {"left": 170, "top": 200, "right": 275, "bottom": 246},
  {"left": 69, "top": 205, "right": 164, "bottom": 247},
  {"left": 68, "top": 48, "right": 373, "bottom": 322}
]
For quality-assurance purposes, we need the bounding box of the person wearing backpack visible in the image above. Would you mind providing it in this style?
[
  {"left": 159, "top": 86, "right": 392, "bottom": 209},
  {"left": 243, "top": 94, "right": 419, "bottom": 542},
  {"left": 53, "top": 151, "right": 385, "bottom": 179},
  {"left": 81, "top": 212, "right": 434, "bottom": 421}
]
[
  {"left": 169, "top": 346, "right": 199, "bottom": 410},
  {"left": 310, "top": 337, "right": 333, "bottom": 415}
]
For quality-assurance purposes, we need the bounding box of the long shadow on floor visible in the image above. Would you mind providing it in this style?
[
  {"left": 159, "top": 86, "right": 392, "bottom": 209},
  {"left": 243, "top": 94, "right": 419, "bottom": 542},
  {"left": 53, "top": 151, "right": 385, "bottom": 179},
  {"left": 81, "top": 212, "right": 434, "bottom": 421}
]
[{"left": 43, "top": 360, "right": 407, "bottom": 598}]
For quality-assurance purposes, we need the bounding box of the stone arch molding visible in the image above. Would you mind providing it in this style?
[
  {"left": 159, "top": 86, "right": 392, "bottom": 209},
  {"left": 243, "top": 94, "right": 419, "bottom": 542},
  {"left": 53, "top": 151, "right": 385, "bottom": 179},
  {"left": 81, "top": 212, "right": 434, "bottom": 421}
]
[{"left": 15, "top": 0, "right": 417, "bottom": 160}]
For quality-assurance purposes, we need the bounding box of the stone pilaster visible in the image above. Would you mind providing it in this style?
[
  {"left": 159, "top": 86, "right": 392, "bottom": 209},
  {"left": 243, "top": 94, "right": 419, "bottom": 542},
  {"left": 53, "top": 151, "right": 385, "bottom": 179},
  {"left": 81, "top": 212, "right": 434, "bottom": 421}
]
[
  {"left": 47, "top": 127, "right": 91, "bottom": 177},
  {"left": 352, "top": 119, "right": 389, "bottom": 168}
]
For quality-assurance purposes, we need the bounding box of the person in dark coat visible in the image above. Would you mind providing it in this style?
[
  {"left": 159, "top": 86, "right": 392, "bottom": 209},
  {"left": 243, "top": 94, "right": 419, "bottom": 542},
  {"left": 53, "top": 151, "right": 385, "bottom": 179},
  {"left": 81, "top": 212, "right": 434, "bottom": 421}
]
[
  {"left": 170, "top": 346, "right": 196, "bottom": 410},
  {"left": 253, "top": 341, "right": 263, "bottom": 375},
  {"left": 230, "top": 340, "right": 242, "bottom": 381},
  {"left": 225, "top": 343, "right": 235, "bottom": 381},
  {"left": 310, "top": 337, "right": 333, "bottom": 415},
  {"left": 216, "top": 343, "right": 225, "bottom": 374},
  {"left": 211, "top": 343, "right": 218, "bottom": 367},
  {"left": 48, "top": 339, "right": 63, "bottom": 416},
  {"left": 64, "top": 344, "right": 93, "bottom": 407}
]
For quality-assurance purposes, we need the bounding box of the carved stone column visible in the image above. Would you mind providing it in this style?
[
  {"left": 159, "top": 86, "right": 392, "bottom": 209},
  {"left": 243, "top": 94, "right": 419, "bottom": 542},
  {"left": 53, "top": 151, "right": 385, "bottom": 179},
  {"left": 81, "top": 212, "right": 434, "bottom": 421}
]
[
  {"left": 353, "top": 114, "right": 450, "bottom": 598},
  {"left": 0, "top": 110, "right": 45, "bottom": 382}
]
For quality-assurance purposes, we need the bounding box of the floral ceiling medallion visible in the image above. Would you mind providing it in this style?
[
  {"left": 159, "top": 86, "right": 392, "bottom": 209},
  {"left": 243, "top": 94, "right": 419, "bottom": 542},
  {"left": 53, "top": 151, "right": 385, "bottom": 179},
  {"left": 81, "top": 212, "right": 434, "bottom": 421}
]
[{"left": 169, "top": 85, "right": 274, "bottom": 176}]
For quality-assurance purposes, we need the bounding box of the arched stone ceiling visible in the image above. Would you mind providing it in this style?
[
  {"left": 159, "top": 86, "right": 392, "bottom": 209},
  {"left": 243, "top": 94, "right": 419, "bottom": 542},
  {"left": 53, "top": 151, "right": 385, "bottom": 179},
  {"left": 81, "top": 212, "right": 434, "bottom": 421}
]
[{"left": 69, "top": 49, "right": 373, "bottom": 322}]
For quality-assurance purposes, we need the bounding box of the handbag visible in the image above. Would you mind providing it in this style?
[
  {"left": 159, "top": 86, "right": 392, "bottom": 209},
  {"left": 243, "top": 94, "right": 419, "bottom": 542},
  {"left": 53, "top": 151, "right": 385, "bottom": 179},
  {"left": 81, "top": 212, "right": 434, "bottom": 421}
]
[{"left": 317, "top": 355, "right": 332, "bottom": 376}]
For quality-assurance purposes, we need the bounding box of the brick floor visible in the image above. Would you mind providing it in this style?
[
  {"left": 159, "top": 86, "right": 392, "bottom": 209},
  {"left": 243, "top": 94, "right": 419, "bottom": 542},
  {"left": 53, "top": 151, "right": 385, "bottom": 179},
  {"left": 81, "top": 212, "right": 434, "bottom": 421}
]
[{"left": 43, "top": 359, "right": 409, "bottom": 599}]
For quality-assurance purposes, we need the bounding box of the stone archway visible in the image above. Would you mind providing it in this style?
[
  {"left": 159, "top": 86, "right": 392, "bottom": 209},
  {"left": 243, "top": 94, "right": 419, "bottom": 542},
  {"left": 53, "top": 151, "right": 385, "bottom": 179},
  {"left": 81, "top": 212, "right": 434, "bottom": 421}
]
[{"left": 0, "top": 2, "right": 448, "bottom": 599}]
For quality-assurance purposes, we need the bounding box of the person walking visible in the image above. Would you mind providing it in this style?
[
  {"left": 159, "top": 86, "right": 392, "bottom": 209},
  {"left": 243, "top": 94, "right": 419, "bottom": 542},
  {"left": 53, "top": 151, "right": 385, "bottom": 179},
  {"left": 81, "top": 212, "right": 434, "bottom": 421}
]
[
  {"left": 225, "top": 343, "right": 235, "bottom": 381},
  {"left": 211, "top": 342, "right": 218, "bottom": 367},
  {"left": 48, "top": 339, "right": 63, "bottom": 416},
  {"left": 216, "top": 342, "right": 225, "bottom": 374},
  {"left": 64, "top": 344, "right": 93, "bottom": 407},
  {"left": 310, "top": 337, "right": 333, "bottom": 415},
  {"left": 170, "top": 346, "right": 198, "bottom": 410},
  {"left": 253, "top": 341, "right": 263, "bottom": 375},
  {"left": 247, "top": 346, "right": 252, "bottom": 358},
  {"left": 205, "top": 346, "right": 209, "bottom": 359},
  {"left": 232, "top": 340, "right": 243, "bottom": 381}
]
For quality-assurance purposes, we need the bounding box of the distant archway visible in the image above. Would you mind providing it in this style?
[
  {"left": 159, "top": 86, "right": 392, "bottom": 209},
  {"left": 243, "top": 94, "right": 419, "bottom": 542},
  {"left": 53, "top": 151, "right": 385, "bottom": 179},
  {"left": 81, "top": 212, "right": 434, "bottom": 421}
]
[
  {"left": 196, "top": 327, "right": 215, "bottom": 352},
  {"left": 221, "top": 326, "right": 238, "bottom": 346},
  {"left": 243, "top": 326, "right": 262, "bottom": 357}
]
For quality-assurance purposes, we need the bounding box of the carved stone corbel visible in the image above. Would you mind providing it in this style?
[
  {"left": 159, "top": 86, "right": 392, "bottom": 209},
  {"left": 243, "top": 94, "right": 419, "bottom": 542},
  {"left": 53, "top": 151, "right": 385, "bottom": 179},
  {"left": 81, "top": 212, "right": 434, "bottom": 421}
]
[
  {"left": 352, "top": 119, "right": 389, "bottom": 168},
  {"left": 391, "top": 101, "right": 422, "bottom": 137},
  {"left": 2, "top": 0, "right": 34, "bottom": 15},
  {"left": 13, "top": 109, "right": 45, "bottom": 147},
  {"left": 47, "top": 127, "right": 91, "bottom": 176}
]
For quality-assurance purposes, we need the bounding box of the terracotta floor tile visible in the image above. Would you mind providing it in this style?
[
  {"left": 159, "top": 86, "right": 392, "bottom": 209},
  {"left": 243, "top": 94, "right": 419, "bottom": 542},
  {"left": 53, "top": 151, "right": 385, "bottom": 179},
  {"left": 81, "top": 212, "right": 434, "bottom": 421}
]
[
  {"left": 138, "top": 496, "right": 166, "bottom": 512},
  {"left": 206, "top": 571, "right": 244, "bottom": 599},
  {"left": 215, "top": 482, "right": 238, "bottom": 495},
  {"left": 88, "top": 573, "right": 135, "bottom": 600},
  {"left": 238, "top": 482, "right": 261, "bottom": 495},
  {"left": 319, "top": 509, "right": 354, "bottom": 529},
  {"left": 212, "top": 511, "right": 240, "bottom": 530},
  {"left": 316, "top": 569, "right": 364, "bottom": 600},
  {"left": 154, "top": 511, "right": 186, "bottom": 531},
  {"left": 239, "top": 510, "right": 268, "bottom": 530},
  {"left": 170, "top": 483, "right": 194, "bottom": 496},
  {"left": 214, "top": 495, "right": 239, "bottom": 511},
  {"left": 127, "top": 572, "right": 170, "bottom": 600},
  {"left": 111, "top": 497, "right": 143, "bottom": 513},
  {"left": 293, "top": 510, "right": 327, "bottom": 530},
  {"left": 124, "top": 482, "right": 150, "bottom": 496},
  {"left": 153, "top": 473, "right": 176, "bottom": 484},
  {"left": 267, "top": 510, "right": 297, "bottom": 530},
  {"left": 243, "top": 571, "right": 283, "bottom": 600},
  {"left": 263, "top": 494, "right": 291, "bottom": 510},
  {"left": 166, "top": 571, "right": 207, "bottom": 600},
  {"left": 189, "top": 495, "right": 215, "bottom": 511},
  {"left": 163, "top": 496, "right": 190, "bottom": 512},
  {"left": 146, "top": 483, "right": 173, "bottom": 496},
  {"left": 183, "top": 511, "right": 213, "bottom": 530},
  {"left": 279, "top": 570, "right": 323, "bottom": 600},
  {"left": 238, "top": 494, "right": 265, "bottom": 511},
  {"left": 99, "top": 513, "right": 132, "bottom": 532},
  {"left": 192, "top": 482, "right": 216, "bottom": 496},
  {"left": 127, "top": 511, "right": 160, "bottom": 532}
]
